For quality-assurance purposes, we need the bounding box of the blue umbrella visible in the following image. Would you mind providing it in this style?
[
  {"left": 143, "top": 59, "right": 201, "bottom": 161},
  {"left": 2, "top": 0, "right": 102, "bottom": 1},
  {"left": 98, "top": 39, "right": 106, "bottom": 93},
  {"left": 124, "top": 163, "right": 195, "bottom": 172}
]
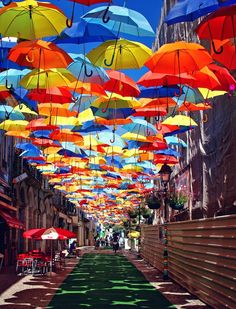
[
  {"left": 91, "top": 107, "right": 135, "bottom": 119},
  {"left": 155, "top": 148, "right": 181, "bottom": 157},
  {"left": 15, "top": 143, "right": 39, "bottom": 151},
  {"left": 55, "top": 19, "right": 117, "bottom": 44},
  {"left": 139, "top": 86, "right": 182, "bottom": 98},
  {"left": 82, "top": 5, "right": 155, "bottom": 37},
  {"left": 94, "top": 130, "right": 126, "bottom": 148},
  {"left": 0, "top": 69, "right": 30, "bottom": 90},
  {"left": 72, "top": 120, "right": 108, "bottom": 134},
  {"left": 173, "top": 86, "right": 204, "bottom": 105},
  {"left": 122, "top": 118, "right": 157, "bottom": 136},
  {"left": 30, "top": 130, "right": 52, "bottom": 139},
  {"left": 165, "top": 0, "right": 236, "bottom": 25},
  {"left": 58, "top": 148, "right": 88, "bottom": 158},
  {"left": 105, "top": 156, "right": 123, "bottom": 168},
  {"left": 165, "top": 136, "right": 187, "bottom": 148},
  {"left": 0, "top": 106, "right": 24, "bottom": 120},
  {"left": 69, "top": 95, "right": 96, "bottom": 113},
  {"left": 67, "top": 54, "right": 109, "bottom": 85},
  {"left": 12, "top": 88, "right": 38, "bottom": 112}
]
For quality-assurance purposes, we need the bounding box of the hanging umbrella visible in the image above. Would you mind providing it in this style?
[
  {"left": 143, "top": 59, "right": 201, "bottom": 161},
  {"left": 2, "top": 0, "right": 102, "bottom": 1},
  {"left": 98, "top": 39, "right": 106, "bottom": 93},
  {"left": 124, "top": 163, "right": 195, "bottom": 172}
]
[
  {"left": 173, "top": 86, "right": 204, "bottom": 105},
  {"left": 82, "top": 5, "right": 155, "bottom": 37},
  {"left": 139, "top": 97, "right": 177, "bottom": 108},
  {"left": 70, "top": 80, "right": 107, "bottom": 96},
  {"left": 67, "top": 55, "right": 109, "bottom": 85},
  {"left": 162, "top": 115, "right": 198, "bottom": 127},
  {"left": 139, "top": 86, "right": 182, "bottom": 98},
  {"left": 91, "top": 94, "right": 140, "bottom": 110},
  {"left": 189, "top": 66, "right": 220, "bottom": 90},
  {"left": 145, "top": 41, "right": 213, "bottom": 75},
  {"left": 195, "top": 5, "right": 236, "bottom": 41},
  {"left": 0, "top": 0, "right": 67, "bottom": 40},
  {"left": 50, "top": 129, "right": 83, "bottom": 143},
  {"left": 133, "top": 106, "right": 167, "bottom": 118},
  {"left": 38, "top": 104, "right": 77, "bottom": 118},
  {"left": 208, "top": 64, "right": 236, "bottom": 91},
  {"left": 178, "top": 102, "right": 212, "bottom": 112},
  {"left": 122, "top": 119, "right": 158, "bottom": 137},
  {"left": 211, "top": 39, "right": 236, "bottom": 70},
  {"left": 0, "top": 69, "right": 30, "bottom": 89},
  {"left": 137, "top": 71, "right": 196, "bottom": 88},
  {"left": 0, "top": 105, "right": 25, "bottom": 120},
  {"left": 14, "top": 103, "right": 38, "bottom": 116},
  {"left": 165, "top": 136, "right": 188, "bottom": 148},
  {"left": 27, "top": 87, "right": 73, "bottom": 103},
  {"left": 94, "top": 131, "right": 126, "bottom": 148},
  {"left": 0, "top": 119, "right": 29, "bottom": 131},
  {"left": 56, "top": 19, "right": 116, "bottom": 44},
  {"left": 8, "top": 40, "right": 73, "bottom": 69},
  {"left": 20, "top": 68, "right": 77, "bottom": 89},
  {"left": 165, "top": 0, "right": 235, "bottom": 25},
  {"left": 87, "top": 39, "right": 152, "bottom": 70},
  {"left": 103, "top": 70, "right": 140, "bottom": 97}
]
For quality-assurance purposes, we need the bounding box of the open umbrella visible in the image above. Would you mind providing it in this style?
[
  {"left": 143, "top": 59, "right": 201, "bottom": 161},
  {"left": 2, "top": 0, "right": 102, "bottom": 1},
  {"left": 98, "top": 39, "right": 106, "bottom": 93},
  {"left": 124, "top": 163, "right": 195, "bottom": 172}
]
[
  {"left": 103, "top": 70, "right": 140, "bottom": 97},
  {"left": 27, "top": 87, "right": 73, "bottom": 104},
  {"left": 165, "top": 0, "right": 235, "bottom": 25},
  {"left": 211, "top": 39, "right": 236, "bottom": 70},
  {"left": 20, "top": 68, "right": 76, "bottom": 90},
  {"left": 145, "top": 41, "right": 213, "bottom": 75},
  {"left": 82, "top": 5, "right": 155, "bottom": 37},
  {"left": 8, "top": 40, "right": 73, "bottom": 69},
  {"left": 0, "top": 0, "right": 67, "bottom": 40},
  {"left": 87, "top": 39, "right": 152, "bottom": 69}
]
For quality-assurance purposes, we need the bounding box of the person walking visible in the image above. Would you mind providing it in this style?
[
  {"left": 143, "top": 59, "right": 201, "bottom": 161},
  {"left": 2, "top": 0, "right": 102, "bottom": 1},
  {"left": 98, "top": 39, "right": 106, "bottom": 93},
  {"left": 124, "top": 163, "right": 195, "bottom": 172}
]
[{"left": 112, "top": 233, "right": 119, "bottom": 253}]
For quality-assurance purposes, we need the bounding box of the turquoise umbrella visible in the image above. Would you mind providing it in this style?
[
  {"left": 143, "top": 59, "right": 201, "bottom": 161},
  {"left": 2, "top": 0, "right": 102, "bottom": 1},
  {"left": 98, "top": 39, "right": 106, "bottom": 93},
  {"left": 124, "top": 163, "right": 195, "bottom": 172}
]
[
  {"left": 94, "top": 130, "right": 126, "bottom": 147},
  {"left": 165, "top": 136, "right": 187, "bottom": 148},
  {"left": 82, "top": 5, "right": 155, "bottom": 37},
  {"left": 173, "top": 86, "right": 204, "bottom": 105},
  {"left": 0, "top": 69, "right": 30, "bottom": 89},
  {"left": 0, "top": 106, "right": 25, "bottom": 120},
  {"left": 67, "top": 54, "right": 109, "bottom": 85},
  {"left": 122, "top": 118, "right": 158, "bottom": 136}
]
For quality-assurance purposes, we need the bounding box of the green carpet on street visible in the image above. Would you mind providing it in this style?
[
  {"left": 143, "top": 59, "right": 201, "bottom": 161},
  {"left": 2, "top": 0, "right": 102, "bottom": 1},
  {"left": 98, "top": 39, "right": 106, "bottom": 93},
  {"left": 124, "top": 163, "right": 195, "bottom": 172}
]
[{"left": 48, "top": 253, "right": 175, "bottom": 309}]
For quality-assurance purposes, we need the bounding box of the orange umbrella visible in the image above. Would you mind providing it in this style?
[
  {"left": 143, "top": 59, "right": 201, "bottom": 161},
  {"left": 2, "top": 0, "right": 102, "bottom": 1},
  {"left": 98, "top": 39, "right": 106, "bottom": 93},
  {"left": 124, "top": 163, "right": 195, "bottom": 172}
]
[
  {"left": 103, "top": 70, "right": 140, "bottom": 97},
  {"left": 38, "top": 103, "right": 77, "bottom": 117},
  {"left": 70, "top": 80, "right": 106, "bottom": 96},
  {"left": 211, "top": 39, "right": 236, "bottom": 71},
  {"left": 26, "top": 118, "right": 59, "bottom": 131},
  {"left": 133, "top": 106, "right": 167, "bottom": 117},
  {"left": 145, "top": 41, "right": 213, "bottom": 75},
  {"left": 95, "top": 117, "right": 133, "bottom": 125},
  {"left": 8, "top": 40, "right": 73, "bottom": 69}
]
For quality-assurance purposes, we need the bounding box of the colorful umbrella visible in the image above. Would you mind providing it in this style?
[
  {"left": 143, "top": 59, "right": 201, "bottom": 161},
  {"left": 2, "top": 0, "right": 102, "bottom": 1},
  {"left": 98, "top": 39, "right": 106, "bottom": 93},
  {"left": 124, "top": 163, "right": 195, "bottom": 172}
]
[
  {"left": 145, "top": 41, "right": 213, "bottom": 75},
  {"left": 103, "top": 70, "right": 140, "bottom": 97},
  {"left": 210, "top": 39, "right": 236, "bottom": 70},
  {"left": 20, "top": 68, "right": 76, "bottom": 89},
  {"left": 27, "top": 87, "right": 73, "bottom": 103},
  {"left": 0, "top": 0, "right": 67, "bottom": 40},
  {"left": 8, "top": 40, "right": 73, "bottom": 69},
  {"left": 87, "top": 39, "right": 152, "bottom": 69},
  {"left": 82, "top": 5, "right": 155, "bottom": 37}
]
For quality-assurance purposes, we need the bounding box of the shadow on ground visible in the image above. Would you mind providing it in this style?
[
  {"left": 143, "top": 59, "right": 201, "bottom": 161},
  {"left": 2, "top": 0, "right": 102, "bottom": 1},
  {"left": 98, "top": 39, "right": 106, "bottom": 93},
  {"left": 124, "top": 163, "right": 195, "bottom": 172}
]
[{"left": 48, "top": 253, "right": 174, "bottom": 309}]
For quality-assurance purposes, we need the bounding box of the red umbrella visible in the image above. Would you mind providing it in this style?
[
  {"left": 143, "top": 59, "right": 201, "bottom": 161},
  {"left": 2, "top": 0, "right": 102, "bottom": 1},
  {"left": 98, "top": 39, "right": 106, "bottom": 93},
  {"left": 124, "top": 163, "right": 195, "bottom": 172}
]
[
  {"left": 27, "top": 87, "right": 73, "bottom": 104},
  {"left": 208, "top": 64, "right": 236, "bottom": 91},
  {"left": 153, "top": 155, "right": 179, "bottom": 165},
  {"left": 103, "top": 70, "right": 140, "bottom": 97},
  {"left": 133, "top": 107, "right": 167, "bottom": 117},
  {"left": 23, "top": 227, "right": 76, "bottom": 240},
  {"left": 195, "top": 5, "right": 236, "bottom": 41},
  {"left": 137, "top": 71, "right": 196, "bottom": 87},
  {"left": 26, "top": 119, "right": 59, "bottom": 131},
  {"left": 211, "top": 39, "right": 236, "bottom": 70}
]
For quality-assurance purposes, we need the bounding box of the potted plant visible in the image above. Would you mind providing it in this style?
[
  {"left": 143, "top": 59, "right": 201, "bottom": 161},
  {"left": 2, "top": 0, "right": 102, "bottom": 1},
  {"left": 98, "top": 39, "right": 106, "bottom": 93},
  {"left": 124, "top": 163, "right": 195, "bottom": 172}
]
[
  {"left": 145, "top": 191, "right": 162, "bottom": 209},
  {"left": 168, "top": 192, "right": 187, "bottom": 210},
  {"left": 127, "top": 209, "right": 137, "bottom": 218}
]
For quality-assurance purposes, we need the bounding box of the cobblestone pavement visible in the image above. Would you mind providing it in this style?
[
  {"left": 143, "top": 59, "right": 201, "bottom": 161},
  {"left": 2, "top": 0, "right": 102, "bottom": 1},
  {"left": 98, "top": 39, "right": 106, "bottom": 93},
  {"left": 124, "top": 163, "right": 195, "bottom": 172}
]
[{"left": 0, "top": 248, "right": 211, "bottom": 309}]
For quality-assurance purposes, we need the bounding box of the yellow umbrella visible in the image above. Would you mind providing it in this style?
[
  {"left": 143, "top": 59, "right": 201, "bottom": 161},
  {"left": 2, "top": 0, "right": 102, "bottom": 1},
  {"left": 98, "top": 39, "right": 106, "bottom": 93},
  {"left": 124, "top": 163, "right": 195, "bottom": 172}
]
[
  {"left": 20, "top": 68, "right": 76, "bottom": 89},
  {"left": 198, "top": 88, "right": 227, "bottom": 99},
  {"left": 87, "top": 39, "right": 152, "bottom": 70},
  {"left": 162, "top": 115, "right": 198, "bottom": 127},
  {"left": 43, "top": 147, "right": 62, "bottom": 155},
  {"left": 0, "top": 120, "right": 29, "bottom": 131},
  {"left": 0, "top": 0, "right": 67, "bottom": 40},
  {"left": 92, "top": 94, "right": 140, "bottom": 109},
  {"left": 44, "top": 116, "right": 80, "bottom": 126},
  {"left": 5, "top": 130, "right": 30, "bottom": 138},
  {"left": 14, "top": 104, "right": 38, "bottom": 115},
  {"left": 78, "top": 108, "right": 95, "bottom": 123},
  {"left": 121, "top": 132, "right": 154, "bottom": 142}
]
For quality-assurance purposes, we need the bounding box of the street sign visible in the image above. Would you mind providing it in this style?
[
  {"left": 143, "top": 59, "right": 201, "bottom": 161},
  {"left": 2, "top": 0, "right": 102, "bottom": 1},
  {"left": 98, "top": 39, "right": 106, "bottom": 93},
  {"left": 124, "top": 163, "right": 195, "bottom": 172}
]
[{"left": 12, "top": 173, "right": 28, "bottom": 184}]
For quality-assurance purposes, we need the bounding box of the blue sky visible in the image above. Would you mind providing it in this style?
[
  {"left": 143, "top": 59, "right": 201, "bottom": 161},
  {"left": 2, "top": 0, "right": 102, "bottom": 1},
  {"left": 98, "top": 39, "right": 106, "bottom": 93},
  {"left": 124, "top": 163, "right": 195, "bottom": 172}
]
[{"left": 49, "top": 0, "right": 162, "bottom": 81}]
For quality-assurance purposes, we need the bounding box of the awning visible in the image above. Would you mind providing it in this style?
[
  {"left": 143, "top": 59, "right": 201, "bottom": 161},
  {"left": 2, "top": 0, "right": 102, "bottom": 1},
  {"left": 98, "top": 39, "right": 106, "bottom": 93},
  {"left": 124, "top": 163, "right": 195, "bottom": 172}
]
[{"left": 0, "top": 210, "right": 24, "bottom": 229}]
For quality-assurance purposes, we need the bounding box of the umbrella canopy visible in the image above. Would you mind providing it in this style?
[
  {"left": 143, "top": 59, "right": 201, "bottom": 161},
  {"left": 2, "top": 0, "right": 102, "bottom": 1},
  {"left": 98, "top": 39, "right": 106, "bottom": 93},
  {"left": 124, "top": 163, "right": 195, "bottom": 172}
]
[
  {"left": 27, "top": 87, "right": 73, "bottom": 103},
  {"left": 82, "top": 5, "right": 155, "bottom": 37},
  {"left": 87, "top": 39, "right": 152, "bottom": 70},
  {"left": 208, "top": 64, "right": 236, "bottom": 91},
  {"left": 122, "top": 118, "right": 158, "bottom": 136},
  {"left": 67, "top": 55, "right": 109, "bottom": 85},
  {"left": 162, "top": 115, "right": 198, "bottom": 127},
  {"left": 165, "top": 0, "right": 235, "bottom": 25},
  {"left": 8, "top": 40, "right": 73, "bottom": 69},
  {"left": 211, "top": 39, "right": 236, "bottom": 70},
  {"left": 0, "top": 0, "right": 67, "bottom": 40},
  {"left": 20, "top": 68, "right": 77, "bottom": 89},
  {"left": 195, "top": 5, "right": 236, "bottom": 41},
  {"left": 145, "top": 41, "right": 213, "bottom": 75},
  {"left": 103, "top": 70, "right": 140, "bottom": 97},
  {"left": 23, "top": 227, "right": 76, "bottom": 239}
]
